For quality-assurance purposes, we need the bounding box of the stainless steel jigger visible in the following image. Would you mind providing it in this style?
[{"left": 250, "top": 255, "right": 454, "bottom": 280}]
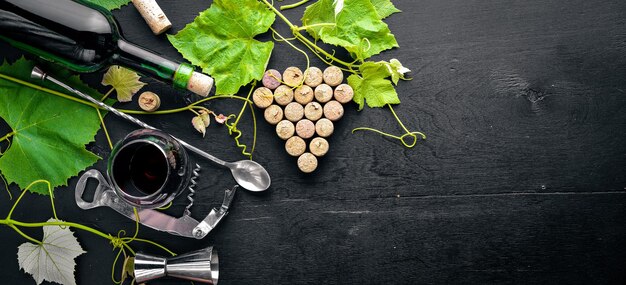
[{"left": 134, "top": 246, "right": 218, "bottom": 284}]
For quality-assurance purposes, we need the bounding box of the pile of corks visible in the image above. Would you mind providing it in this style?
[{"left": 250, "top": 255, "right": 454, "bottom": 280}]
[{"left": 253, "top": 66, "right": 353, "bottom": 173}]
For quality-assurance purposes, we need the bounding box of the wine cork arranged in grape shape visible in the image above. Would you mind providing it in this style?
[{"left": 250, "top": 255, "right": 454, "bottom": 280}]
[{"left": 255, "top": 65, "right": 353, "bottom": 173}]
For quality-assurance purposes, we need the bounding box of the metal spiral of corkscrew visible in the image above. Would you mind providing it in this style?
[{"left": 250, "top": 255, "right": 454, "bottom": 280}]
[{"left": 184, "top": 164, "right": 201, "bottom": 216}]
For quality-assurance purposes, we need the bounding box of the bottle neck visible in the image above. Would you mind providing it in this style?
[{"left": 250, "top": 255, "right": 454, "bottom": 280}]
[{"left": 113, "top": 39, "right": 193, "bottom": 90}]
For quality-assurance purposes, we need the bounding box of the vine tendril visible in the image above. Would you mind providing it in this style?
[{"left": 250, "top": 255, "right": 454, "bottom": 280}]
[{"left": 352, "top": 104, "right": 426, "bottom": 148}]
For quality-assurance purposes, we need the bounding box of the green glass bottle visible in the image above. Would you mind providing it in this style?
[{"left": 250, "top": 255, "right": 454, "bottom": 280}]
[{"left": 0, "top": 0, "right": 213, "bottom": 96}]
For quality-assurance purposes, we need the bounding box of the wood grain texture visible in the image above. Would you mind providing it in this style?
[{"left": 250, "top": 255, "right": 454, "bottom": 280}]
[{"left": 1, "top": 0, "right": 625, "bottom": 284}]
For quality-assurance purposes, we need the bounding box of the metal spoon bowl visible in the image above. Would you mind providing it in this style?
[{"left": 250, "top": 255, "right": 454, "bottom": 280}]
[{"left": 226, "top": 160, "right": 271, "bottom": 192}]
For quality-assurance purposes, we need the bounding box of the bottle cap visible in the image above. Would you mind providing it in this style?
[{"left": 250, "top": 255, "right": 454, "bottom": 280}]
[{"left": 187, "top": 72, "right": 214, "bottom": 97}]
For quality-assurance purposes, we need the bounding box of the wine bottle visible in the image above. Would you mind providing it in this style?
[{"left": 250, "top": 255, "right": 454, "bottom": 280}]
[{"left": 0, "top": 0, "right": 213, "bottom": 96}]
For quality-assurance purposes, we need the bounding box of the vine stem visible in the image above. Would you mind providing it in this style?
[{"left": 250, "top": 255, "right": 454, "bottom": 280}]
[
  {"left": 97, "top": 88, "right": 116, "bottom": 150},
  {"left": 0, "top": 131, "right": 15, "bottom": 142},
  {"left": 269, "top": 26, "right": 311, "bottom": 87},
  {"left": 259, "top": 0, "right": 358, "bottom": 69},
  {"left": 280, "top": 0, "right": 309, "bottom": 10},
  {"left": 2, "top": 180, "right": 174, "bottom": 257},
  {"left": 226, "top": 84, "right": 258, "bottom": 158},
  {"left": 296, "top": 23, "right": 336, "bottom": 31},
  {"left": 0, "top": 73, "right": 99, "bottom": 108},
  {"left": 0, "top": 72, "right": 253, "bottom": 115},
  {"left": 352, "top": 104, "right": 426, "bottom": 148},
  {"left": 1, "top": 219, "right": 113, "bottom": 240}
]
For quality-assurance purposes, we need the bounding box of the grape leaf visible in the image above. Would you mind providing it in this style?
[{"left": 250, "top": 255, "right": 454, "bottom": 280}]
[
  {"left": 101, "top": 66, "right": 146, "bottom": 102},
  {"left": 0, "top": 58, "right": 106, "bottom": 194},
  {"left": 347, "top": 61, "right": 401, "bottom": 110},
  {"left": 17, "top": 219, "right": 86, "bottom": 285},
  {"left": 370, "top": 0, "right": 401, "bottom": 19},
  {"left": 302, "top": 0, "right": 398, "bottom": 60},
  {"left": 168, "top": 0, "right": 275, "bottom": 95},
  {"left": 82, "top": 0, "right": 131, "bottom": 11}
]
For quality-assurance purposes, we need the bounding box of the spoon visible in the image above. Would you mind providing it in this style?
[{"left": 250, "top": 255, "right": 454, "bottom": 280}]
[{"left": 31, "top": 66, "right": 271, "bottom": 192}]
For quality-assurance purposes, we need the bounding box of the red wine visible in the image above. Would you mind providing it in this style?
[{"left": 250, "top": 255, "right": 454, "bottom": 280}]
[
  {"left": 0, "top": 0, "right": 213, "bottom": 96},
  {"left": 112, "top": 141, "right": 168, "bottom": 196}
]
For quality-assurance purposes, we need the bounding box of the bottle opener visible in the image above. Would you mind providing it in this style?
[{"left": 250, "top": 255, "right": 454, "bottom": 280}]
[{"left": 75, "top": 169, "right": 237, "bottom": 239}]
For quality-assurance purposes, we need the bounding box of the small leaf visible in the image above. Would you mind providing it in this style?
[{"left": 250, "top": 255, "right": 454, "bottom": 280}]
[
  {"left": 388, "top": 58, "right": 411, "bottom": 85},
  {"left": 101, "top": 66, "right": 146, "bottom": 102},
  {"left": 82, "top": 0, "right": 131, "bottom": 11},
  {"left": 192, "top": 116, "right": 207, "bottom": 137},
  {"left": 120, "top": 257, "right": 135, "bottom": 284},
  {"left": 17, "top": 219, "right": 86, "bottom": 285},
  {"left": 198, "top": 110, "right": 211, "bottom": 127},
  {"left": 214, "top": 114, "right": 228, "bottom": 124},
  {"left": 347, "top": 61, "right": 400, "bottom": 110}
]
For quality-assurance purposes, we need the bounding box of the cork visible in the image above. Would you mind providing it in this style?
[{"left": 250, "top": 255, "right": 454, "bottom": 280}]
[
  {"left": 285, "top": 136, "right": 306, "bottom": 157},
  {"left": 323, "top": 66, "right": 343, "bottom": 87},
  {"left": 314, "top": 84, "right": 333, "bottom": 103},
  {"left": 284, "top": 102, "right": 304, "bottom": 122},
  {"left": 264, "top": 105, "right": 283, "bottom": 125},
  {"left": 132, "top": 0, "right": 172, "bottom": 35},
  {"left": 294, "top": 85, "right": 314, "bottom": 105},
  {"left": 138, "top": 91, "right": 161, "bottom": 112},
  {"left": 274, "top": 85, "right": 294, "bottom": 106},
  {"left": 253, "top": 87, "right": 274, "bottom": 108},
  {"left": 323, "top": 100, "right": 344, "bottom": 121},
  {"left": 296, "top": 119, "right": 315, "bottom": 139},
  {"left": 297, "top": 152, "right": 318, "bottom": 173},
  {"left": 304, "top": 102, "right": 323, "bottom": 121},
  {"left": 186, "top": 71, "right": 213, "bottom": 97},
  {"left": 310, "top": 137, "right": 329, "bottom": 157},
  {"left": 304, "top": 67, "right": 323, "bottom": 87},
  {"left": 283, "top": 67, "right": 303, "bottom": 87},
  {"left": 276, "top": 120, "right": 295, "bottom": 140},
  {"left": 334, "top": 83, "right": 354, "bottom": 104},
  {"left": 315, "top": 118, "right": 334, "bottom": 137},
  {"left": 262, "top": 69, "right": 282, "bottom": 90}
]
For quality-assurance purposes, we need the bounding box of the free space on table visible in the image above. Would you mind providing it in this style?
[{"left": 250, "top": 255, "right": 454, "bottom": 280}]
[{"left": 1, "top": 0, "right": 625, "bottom": 284}]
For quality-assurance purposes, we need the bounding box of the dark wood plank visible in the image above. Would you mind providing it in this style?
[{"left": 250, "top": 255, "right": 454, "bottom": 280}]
[{"left": 1, "top": 0, "right": 625, "bottom": 284}]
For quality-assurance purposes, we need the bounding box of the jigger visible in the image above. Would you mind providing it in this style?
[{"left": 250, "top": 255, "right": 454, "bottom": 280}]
[{"left": 134, "top": 246, "right": 218, "bottom": 284}]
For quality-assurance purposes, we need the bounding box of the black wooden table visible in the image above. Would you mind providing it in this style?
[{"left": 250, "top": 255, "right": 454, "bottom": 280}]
[{"left": 2, "top": 1, "right": 626, "bottom": 284}]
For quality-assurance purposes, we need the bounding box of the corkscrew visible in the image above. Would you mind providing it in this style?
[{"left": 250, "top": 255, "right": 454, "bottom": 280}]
[
  {"left": 74, "top": 129, "right": 237, "bottom": 239},
  {"left": 184, "top": 164, "right": 201, "bottom": 217},
  {"left": 75, "top": 169, "right": 237, "bottom": 239}
]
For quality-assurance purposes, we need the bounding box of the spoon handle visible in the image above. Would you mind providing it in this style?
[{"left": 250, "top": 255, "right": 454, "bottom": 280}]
[{"left": 172, "top": 136, "right": 227, "bottom": 166}]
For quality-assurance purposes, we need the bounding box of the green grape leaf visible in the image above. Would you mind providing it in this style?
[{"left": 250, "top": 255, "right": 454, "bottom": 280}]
[
  {"left": 370, "top": 0, "right": 401, "bottom": 19},
  {"left": 101, "top": 65, "right": 146, "bottom": 102},
  {"left": 82, "top": 0, "right": 131, "bottom": 11},
  {"left": 17, "top": 218, "right": 86, "bottom": 285},
  {"left": 0, "top": 58, "right": 106, "bottom": 194},
  {"left": 347, "top": 61, "right": 400, "bottom": 110},
  {"left": 302, "top": 0, "right": 398, "bottom": 60},
  {"left": 168, "top": 0, "right": 275, "bottom": 95}
]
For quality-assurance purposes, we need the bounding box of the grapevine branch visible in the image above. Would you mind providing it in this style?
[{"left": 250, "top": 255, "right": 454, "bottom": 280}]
[
  {"left": 0, "top": 180, "right": 175, "bottom": 284},
  {"left": 0, "top": 72, "right": 259, "bottom": 158},
  {"left": 259, "top": 0, "right": 426, "bottom": 148}
]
